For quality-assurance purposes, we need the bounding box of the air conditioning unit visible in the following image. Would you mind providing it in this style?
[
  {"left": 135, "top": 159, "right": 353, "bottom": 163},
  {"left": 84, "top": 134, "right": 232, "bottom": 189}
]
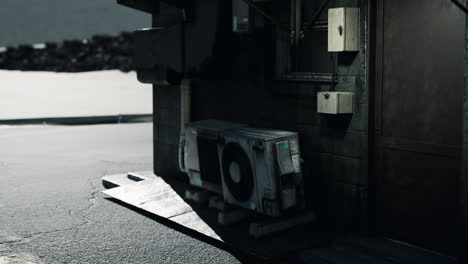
[
  {"left": 183, "top": 120, "right": 304, "bottom": 217},
  {"left": 184, "top": 120, "right": 247, "bottom": 194}
]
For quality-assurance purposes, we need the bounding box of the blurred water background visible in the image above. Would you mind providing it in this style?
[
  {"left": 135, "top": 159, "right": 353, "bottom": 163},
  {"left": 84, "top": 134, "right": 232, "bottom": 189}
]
[{"left": 0, "top": 0, "right": 150, "bottom": 46}]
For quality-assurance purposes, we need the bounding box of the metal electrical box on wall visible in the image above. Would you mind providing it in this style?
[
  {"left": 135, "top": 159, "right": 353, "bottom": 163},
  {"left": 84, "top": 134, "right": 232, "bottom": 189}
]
[
  {"left": 317, "top": 92, "right": 353, "bottom": 114},
  {"left": 328, "top": 7, "right": 360, "bottom": 52}
]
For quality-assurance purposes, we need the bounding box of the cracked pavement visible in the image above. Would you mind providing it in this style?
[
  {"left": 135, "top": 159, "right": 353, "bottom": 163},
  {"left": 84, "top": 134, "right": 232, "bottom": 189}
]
[{"left": 0, "top": 123, "right": 242, "bottom": 263}]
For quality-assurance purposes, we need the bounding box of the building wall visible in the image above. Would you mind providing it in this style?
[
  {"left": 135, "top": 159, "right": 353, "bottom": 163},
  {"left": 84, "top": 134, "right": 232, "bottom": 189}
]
[
  {"left": 152, "top": 0, "right": 369, "bottom": 231},
  {"left": 268, "top": 0, "right": 369, "bottom": 230},
  {"left": 0, "top": 0, "right": 150, "bottom": 46},
  {"left": 372, "top": 1, "right": 463, "bottom": 255},
  {"left": 463, "top": 10, "right": 468, "bottom": 260},
  {"left": 148, "top": 0, "right": 468, "bottom": 256}
]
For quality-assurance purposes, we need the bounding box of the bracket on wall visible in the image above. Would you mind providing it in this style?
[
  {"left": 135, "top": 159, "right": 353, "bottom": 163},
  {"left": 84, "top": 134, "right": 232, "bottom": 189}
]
[
  {"left": 275, "top": 73, "right": 338, "bottom": 83},
  {"left": 275, "top": 0, "right": 338, "bottom": 83}
]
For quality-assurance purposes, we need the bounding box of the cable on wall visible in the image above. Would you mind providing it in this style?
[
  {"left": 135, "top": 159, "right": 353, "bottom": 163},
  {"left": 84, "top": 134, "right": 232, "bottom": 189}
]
[{"left": 449, "top": 0, "right": 468, "bottom": 15}]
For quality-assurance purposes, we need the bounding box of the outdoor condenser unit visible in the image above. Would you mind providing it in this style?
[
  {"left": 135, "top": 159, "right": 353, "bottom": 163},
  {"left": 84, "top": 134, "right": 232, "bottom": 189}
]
[
  {"left": 183, "top": 120, "right": 304, "bottom": 217},
  {"left": 184, "top": 120, "right": 247, "bottom": 194}
]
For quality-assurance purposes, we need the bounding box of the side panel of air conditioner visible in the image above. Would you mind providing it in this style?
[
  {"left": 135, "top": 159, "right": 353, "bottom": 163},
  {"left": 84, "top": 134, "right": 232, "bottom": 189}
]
[
  {"left": 185, "top": 126, "right": 203, "bottom": 187},
  {"left": 253, "top": 145, "right": 275, "bottom": 199},
  {"left": 184, "top": 126, "right": 200, "bottom": 172},
  {"left": 253, "top": 142, "right": 281, "bottom": 216}
]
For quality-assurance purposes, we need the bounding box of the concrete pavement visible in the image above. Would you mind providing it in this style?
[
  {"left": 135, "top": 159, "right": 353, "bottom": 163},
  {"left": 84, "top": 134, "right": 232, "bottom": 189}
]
[{"left": 0, "top": 123, "right": 241, "bottom": 263}]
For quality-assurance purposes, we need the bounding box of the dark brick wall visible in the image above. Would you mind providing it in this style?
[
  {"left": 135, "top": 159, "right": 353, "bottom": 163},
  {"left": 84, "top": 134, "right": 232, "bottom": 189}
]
[
  {"left": 153, "top": 84, "right": 183, "bottom": 177},
  {"left": 272, "top": 80, "right": 368, "bottom": 230},
  {"left": 269, "top": 0, "right": 368, "bottom": 230},
  {"left": 152, "top": 0, "right": 369, "bottom": 232},
  {"left": 192, "top": 0, "right": 368, "bottom": 231},
  {"left": 146, "top": 0, "right": 468, "bottom": 255}
]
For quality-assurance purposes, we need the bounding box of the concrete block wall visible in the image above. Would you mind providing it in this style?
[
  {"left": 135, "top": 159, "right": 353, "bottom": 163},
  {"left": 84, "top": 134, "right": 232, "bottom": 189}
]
[
  {"left": 269, "top": 77, "right": 368, "bottom": 230},
  {"left": 152, "top": 0, "right": 369, "bottom": 232},
  {"left": 268, "top": 0, "right": 369, "bottom": 230},
  {"left": 192, "top": 0, "right": 368, "bottom": 231},
  {"left": 153, "top": 84, "right": 183, "bottom": 178}
]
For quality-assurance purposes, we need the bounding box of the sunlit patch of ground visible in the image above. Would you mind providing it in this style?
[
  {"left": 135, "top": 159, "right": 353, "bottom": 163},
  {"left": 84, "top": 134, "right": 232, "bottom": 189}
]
[{"left": 0, "top": 246, "right": 41, "bottom": 264}]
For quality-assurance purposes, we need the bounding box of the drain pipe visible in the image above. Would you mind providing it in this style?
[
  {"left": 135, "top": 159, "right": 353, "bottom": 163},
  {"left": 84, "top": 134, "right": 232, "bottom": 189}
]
[
  {"left": 178, "top": 78, "right": 191, "bottom": 173},
  {"left": 178, "top": 6, "right": 191, "bottom": 174}
]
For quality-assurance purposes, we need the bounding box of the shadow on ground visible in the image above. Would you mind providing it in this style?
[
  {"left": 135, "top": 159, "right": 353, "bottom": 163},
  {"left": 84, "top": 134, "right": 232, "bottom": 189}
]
[{"left": 104, "top": 174, "right": 333, "bottom": 264}]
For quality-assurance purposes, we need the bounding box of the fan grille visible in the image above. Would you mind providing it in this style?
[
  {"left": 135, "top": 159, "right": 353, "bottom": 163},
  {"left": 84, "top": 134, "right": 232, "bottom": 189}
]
[{"left": 221, "top": 142, "right": 254, "bottom": 202}]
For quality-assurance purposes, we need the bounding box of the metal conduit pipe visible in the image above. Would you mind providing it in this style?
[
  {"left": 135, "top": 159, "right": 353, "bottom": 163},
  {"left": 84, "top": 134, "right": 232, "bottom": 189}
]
[{"left": 178, "top": 78, "right": 191, "bottom": 173}]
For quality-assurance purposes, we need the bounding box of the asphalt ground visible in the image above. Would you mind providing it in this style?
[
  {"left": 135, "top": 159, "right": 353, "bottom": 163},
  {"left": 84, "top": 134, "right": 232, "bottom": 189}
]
[{"left": 0, "top": 123, "right": 242, "bottom": 264}]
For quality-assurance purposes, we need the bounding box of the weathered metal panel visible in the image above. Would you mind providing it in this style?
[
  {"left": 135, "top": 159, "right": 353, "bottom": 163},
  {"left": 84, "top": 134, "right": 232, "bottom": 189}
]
[
  {"left": 374, "top": 0, "right": 464, "bottom": 255},
  {"left": 463, "top": 208, "right": 468, "bottom": 262},
  {"left": 379, "top": 149, "right": 459, "bottom": 252}
]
